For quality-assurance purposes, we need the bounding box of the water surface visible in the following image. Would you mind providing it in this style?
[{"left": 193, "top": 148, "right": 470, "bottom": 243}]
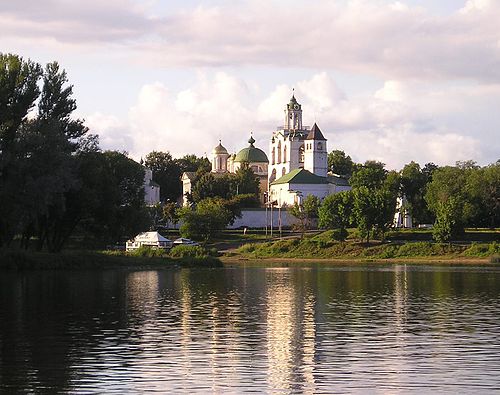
[{"left": 1, "top": 264, "right": 500, "bottom": 393}]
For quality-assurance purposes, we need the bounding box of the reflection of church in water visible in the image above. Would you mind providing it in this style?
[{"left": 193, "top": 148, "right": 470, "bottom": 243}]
[{"left": 182, "top": 94, "right": 350, "bottom": 207}]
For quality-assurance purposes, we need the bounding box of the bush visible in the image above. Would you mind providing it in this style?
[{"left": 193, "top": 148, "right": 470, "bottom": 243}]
[
  {"left": 169, "top": 245, "right": 209, "bottom": 258},
  {"left": 464, "top": 242, "right": 499, "bottom": 257},
  {"left": 128, "top": 246, "right": 167, "bottom": 258}
]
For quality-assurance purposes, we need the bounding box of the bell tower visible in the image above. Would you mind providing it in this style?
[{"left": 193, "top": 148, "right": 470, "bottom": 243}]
[{"left": 284, "top": 92, "right": 302, "bottom": 131}]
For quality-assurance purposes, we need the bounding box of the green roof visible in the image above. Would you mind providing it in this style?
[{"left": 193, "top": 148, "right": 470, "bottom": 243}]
[
  {"left": 234, "top": 136, "right": 268, "bottom": 163},
  {"left": 271, "top": 168, "right": 329, "bottom": 185}
]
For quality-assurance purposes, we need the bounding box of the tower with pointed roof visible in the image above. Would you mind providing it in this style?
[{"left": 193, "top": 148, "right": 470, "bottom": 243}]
[{"left": 304, "top": 123, "right": 328, "bottom": 177}]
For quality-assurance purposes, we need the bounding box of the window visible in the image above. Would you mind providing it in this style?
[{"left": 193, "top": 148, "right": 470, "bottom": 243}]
[
  {"left": 317, "top": 142, "right": 323, "bottom": 150},
  {"left": 299, "top": 145, "right": 305, "bottom": 162},
  {"left": 282, "top": 167, "right": 286, "bottom": 176},
  {"left": 269, "top": 168, "right": 277, "bottom": 183},
  {"left": 272, "top": 147, "right": 275, "bottom": 165},
  {"left": 283, "top": 145, "right": 287, "bottom": 163},
  {"left": 277, "top": 141, "right": 282, "bottom": 163}
]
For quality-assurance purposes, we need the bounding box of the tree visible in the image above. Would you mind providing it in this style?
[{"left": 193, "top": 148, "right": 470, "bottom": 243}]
[
  {"left": 177, "top": 198, "right": 233, "bottom": 242},
  {"left": 328, "top": 150, "right": 354, "bottom": 178},
  {"left": 350, "top": 160, "right": 387, "bottom": 189},
  {"left": 232, "top": 164, "right": 260, "bottom": 196},
  {"left": 163, "top": 201, "right": 179, "bottom": 229},
  {"left": 400, "top": 161, "right": 433, "bottom": 224},
  {"left": 144, "top": 151, "right": 182, "bottom": 202},
  {"left": 432, "top": 197, "right": 463, "bottom": 243},
  {"left": 176, "top": 154, "right": 211, "bottom": 174},
  {"left": 191, "top": 172, "right": 232, "bottom": 202},
  {"left": 289, "top": 195, "right": 320, "bottom": 237},
  {"left": 425, "top": 166, "right": 468, "bottom": 237},
  {"left": 318, "top": 191, "right": 353, "bottom": 241},
  {"left": 0, "top": 54, "right": 43, "bottom": 246}
]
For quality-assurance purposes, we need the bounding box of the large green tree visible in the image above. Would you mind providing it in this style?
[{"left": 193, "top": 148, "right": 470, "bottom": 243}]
[
  {"left": 177, "top": 198, "right": 233, "bottom": 242},
  {"left": 318, "top": 191, "right": 353, "bottom": 241}
]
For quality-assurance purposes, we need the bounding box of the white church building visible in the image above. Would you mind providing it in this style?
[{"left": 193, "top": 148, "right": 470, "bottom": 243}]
[
  {"left": 180, "top": 93, "right": 351, "bottom": 227},
  {"left": 268, "top": 95, "right": 350, "bottom": 207}
]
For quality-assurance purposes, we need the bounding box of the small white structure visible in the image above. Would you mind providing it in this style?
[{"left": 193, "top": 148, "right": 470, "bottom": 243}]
[
  {"left": 144, "top": 167, "right": 160, "bottom": 206},
  {"left": 393, "top": 196, "right": 413, "bottom": 228},
  {"left": 126, "top": 231, "right": 172, "bottom": 251}
]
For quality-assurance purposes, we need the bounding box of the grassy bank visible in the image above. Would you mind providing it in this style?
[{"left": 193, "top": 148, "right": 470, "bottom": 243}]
[
  {"left": 230, "top": 231, "right": 499, "bottom": 262},
  {"left": 0, "top": 247, "right": 222, "bottom": 270}
]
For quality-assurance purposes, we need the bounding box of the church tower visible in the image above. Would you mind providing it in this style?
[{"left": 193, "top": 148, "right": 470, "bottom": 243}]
[
  {"left": 211, "top": 140, "right": 229, "bottom": 173},
  {"left": 304, "top": 123, "right": 328, "bottom": 177},
  {"left": 284, "top": 94, "right": 303, "bottom": 131}
]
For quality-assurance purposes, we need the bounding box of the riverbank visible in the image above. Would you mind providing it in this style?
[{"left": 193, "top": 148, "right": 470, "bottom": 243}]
[
  {"left": 223, "top": 230, "right": 499, "bottom": 264},
  {"left": 0, "top": 249, "right": 222, "bottom": 270}
]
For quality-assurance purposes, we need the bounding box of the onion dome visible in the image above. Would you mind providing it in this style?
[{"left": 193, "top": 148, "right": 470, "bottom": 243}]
[
  {"left": 212, "top": 140, "right": 228, "bottom": 155},
  {"left": 234, "top": 135, "right": 269, "bottom": 163}
]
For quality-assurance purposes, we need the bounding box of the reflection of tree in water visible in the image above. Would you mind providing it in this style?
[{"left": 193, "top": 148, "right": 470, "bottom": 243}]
[{"left": 2, "top": 266, "right": 500, "bottom": 392}]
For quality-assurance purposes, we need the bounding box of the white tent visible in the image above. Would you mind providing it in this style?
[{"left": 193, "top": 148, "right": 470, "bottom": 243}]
[{"left": 126, "top": 231, "right": 173, "bottom": 251}]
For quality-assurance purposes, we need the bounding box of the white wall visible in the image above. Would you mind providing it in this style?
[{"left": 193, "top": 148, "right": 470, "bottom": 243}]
[{"left": 228, "top": 208, "right": 300, "bottom": 229}]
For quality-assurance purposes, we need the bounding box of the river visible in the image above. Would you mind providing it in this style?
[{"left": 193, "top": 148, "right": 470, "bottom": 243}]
[{"left": 1, "top": 264, "right": 500, "bottom": 393}]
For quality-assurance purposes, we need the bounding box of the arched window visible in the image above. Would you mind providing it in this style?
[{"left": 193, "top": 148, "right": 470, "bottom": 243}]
[
  {"left": 277, "top": 141, "right": 282, "bottom": 163},
  {"left": 282, "top": 167, "right": 286, "bottom": 176},
  {"left": 284, "top": 145, "right": 287, "bottom": 163},
  {"left": 272, "top": 147, "right": 275, "bottom": 165},
  {"left": 269, "top": 168, "right": 277, "bottom": 183},
  {"left": 299, "top": 145, "right": 305, "bottom": 163},
  {"left": 317, "top": 142, "right": 323, "bottom": 151}
]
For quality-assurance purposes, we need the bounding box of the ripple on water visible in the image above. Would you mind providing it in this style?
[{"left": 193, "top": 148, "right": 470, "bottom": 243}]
[{"left": 1, "top": 266, "right": 500, "bottom": 393}]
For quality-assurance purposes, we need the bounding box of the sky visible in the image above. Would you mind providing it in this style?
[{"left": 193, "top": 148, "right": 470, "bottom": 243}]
[{"left": 2, "top": 0, "right": 499, "bottom": 169}]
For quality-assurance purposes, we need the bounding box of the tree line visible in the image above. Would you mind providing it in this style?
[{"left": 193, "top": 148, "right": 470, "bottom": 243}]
[{"left": 311, "top": 152, "right": 499, "bottom": 242}]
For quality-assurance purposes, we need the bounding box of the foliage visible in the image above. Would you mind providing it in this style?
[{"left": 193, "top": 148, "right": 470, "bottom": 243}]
[
  {"left": 400, "top": 161, "right": 434, "bottom": 224},
  {"left": 432, "top": 197, "right": 463, "bottom": 242},
  {"left": 190, "top": 165, "right": 260, "bottom": 203},
  {"left": 234, "top": 232, "right": 499, "bottom": 260},
  {"left": 328, "top": 150, "right": 354, "bottom": 178},
  {"left": 177, "top": 198, "right": 233, "bottom": 242},
  {"left": 191, "top": 173, "right": 233, "bottom": 202},
  {"left": 169, "top": 245, "right": 211, "bottom": 258},
  {"left": 318, "top": 191, "right": 353, "bottom": 241},
  {"left": 232, "top": 164, "right": 260, "bottom": 196},
  {"left": 350, "top": 160, "right": 387, "bottom": 189},
  {"left": 289, "top": 195, "right": 320, "bottom": 236},
  {"left": 144, "top": 151, "right": 182, "bottom": 202},
  {"left": 163, "top": 201, "right": 179, "bottom": 229}
]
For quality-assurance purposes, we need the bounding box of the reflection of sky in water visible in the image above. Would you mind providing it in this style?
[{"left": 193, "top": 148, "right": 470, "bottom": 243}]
[{"left": 1, "top": 265, "right": 500, "bottom": 393}]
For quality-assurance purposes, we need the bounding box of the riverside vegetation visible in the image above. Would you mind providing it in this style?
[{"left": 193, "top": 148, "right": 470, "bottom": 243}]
[
  {"left": 230, "top": 230, "right": 500, "bottom": 262},
  {"left": 0, "top": 245, "right": 222, "bottom": 270}
]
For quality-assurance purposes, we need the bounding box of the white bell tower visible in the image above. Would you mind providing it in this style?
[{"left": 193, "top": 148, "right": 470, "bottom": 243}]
[
  {"left": 284, "top": 92, "right": 303, "bottom": 131},
  {"left": 304, "top": 123, "right": 328, "bottom": 177}
]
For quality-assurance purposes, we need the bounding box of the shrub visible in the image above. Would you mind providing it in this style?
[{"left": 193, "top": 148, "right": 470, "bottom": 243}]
[
  {"left": 129, "top": 246, "right": 167, "bottom": 258},
  {"left": 169, "top": 245, "right": 208, "bottom": 258}
]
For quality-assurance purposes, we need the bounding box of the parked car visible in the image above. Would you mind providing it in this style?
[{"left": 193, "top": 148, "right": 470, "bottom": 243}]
[{"left": 173, "top": 238, "right": 200, "bottom": 246}]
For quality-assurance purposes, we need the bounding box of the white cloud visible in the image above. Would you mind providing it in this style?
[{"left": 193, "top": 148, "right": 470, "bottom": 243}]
[
  {"left": 83, "top": 72, "right": 497, "bottom": 170},
  {"left": 3, "top": 0, "right": 500, "bottom": 82}
]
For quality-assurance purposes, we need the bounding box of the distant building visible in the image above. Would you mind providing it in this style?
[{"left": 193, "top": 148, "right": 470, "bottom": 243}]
[
  {"left": 268, "top": 95, "right": 350, "bottom": 207},
  {"left": 182, "top": 136, "right": 269, "bottom": 205},
  {"left": 394, "top": 195, "right": 413, "bottom": 228},
  {"left": 144, "top": 167, "right": 160, "bottom": 206}
]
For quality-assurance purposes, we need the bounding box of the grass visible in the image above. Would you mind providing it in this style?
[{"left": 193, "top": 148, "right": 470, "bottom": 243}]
[
  {"left": 232, "top": 231, "right": 500, "bottom": 261},
  {"left": 0, "top": 247, "right": 222, "bottom": 270}
]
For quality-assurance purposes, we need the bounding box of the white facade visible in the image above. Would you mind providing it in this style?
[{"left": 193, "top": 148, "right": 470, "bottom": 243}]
[
  {"left": 144, "top": 168, "right": 160, "bottom": 206},
  {"left": 394, "top": 196, "right": 413, "bottom": 228}
]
